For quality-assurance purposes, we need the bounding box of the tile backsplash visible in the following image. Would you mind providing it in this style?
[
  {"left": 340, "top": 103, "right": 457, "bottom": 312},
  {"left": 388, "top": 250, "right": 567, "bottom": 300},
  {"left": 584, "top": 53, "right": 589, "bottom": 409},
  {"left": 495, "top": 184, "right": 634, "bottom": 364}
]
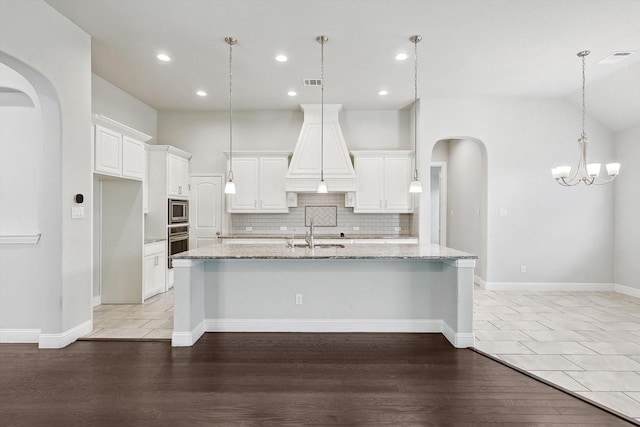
[{"left": 230, "top": 193, "right": 413, "bottom": 236}]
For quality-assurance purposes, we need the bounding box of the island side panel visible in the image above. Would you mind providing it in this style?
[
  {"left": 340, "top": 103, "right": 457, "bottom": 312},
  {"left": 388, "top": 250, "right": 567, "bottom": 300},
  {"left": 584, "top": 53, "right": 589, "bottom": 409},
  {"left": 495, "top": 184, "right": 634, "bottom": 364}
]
[
  {"left": 441, "top": 259, "right": 476, "bottom": 347},
  {"left": 201, "top": 258, "right": 444, "bottom": 332},
  {"left": 172, "top": 259, "right": 206, "bottom": 346}
]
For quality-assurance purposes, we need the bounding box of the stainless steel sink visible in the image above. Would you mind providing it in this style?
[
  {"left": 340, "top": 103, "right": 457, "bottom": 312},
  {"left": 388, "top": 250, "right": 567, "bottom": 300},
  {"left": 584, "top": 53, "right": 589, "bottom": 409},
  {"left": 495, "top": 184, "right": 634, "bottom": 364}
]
[{"left": 292, "top": 243, "right": 345, "bottom": 249}]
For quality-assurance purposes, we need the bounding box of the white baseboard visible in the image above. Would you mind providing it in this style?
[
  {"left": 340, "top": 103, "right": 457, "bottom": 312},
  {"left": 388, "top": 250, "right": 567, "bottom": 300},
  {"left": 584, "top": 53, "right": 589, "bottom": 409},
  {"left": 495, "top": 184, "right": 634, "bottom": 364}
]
[
  {"left": 38, "top": 319, "right": 93, "bottom": 349},
  {"left": 92, "top": 295, "right": 101, "bottom": 307},
  {"left": 483, "top": 281, "right": 615, "bottom": 292},
  {"left": 172, "top": 320, "right": 206, "bottom": 347},
  {"left": 441, "top": 322, "right": 475, "bottom": 348},
  {"left": 204, "top": 318, "right": 443, "bottom": 334},
  {"left": 615, "top": 283, "right": 640, "bottom": 299},
  {"left": 0, "top": 328, "right": 41, "bottom": 343}
]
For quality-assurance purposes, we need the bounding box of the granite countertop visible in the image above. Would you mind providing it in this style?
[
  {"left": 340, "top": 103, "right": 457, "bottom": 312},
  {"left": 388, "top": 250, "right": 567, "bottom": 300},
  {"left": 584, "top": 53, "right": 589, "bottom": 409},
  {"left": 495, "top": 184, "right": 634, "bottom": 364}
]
[
  {"left": 171, "top": 243, "right": 476, "bottom": 261},
  {"left": 219, "top": 234, "right": 418, "bottom": 240},
  {"left": 144, "top": 238, "right": 167, "bottom": 244}
]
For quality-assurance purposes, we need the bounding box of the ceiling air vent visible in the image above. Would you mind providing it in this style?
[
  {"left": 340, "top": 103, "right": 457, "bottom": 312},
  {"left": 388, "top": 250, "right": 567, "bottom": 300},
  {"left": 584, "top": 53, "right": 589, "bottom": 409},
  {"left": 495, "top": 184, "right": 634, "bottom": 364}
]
[
  {"left": 597, "top": 51, "right": 636, "bottom": 64},
  {"left": 303, "top": 79, "right": 322, "bottom": 86}
]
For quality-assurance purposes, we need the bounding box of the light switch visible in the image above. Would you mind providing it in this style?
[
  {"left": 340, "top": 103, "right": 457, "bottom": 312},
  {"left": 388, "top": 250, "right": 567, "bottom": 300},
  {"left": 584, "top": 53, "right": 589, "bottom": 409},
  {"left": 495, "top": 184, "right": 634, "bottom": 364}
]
[
  {"left": 499, "top": 209, "right": 508, "bottom": 217},
  {"left": 72, "top": 207, "right": 85, "bottom": 219}
]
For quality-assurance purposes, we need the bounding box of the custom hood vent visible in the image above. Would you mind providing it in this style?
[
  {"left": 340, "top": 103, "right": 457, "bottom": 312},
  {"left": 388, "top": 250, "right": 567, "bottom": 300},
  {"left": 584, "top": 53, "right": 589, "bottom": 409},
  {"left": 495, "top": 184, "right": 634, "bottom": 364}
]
[{"left": 285, "top": 104, "right": 356, "bottom": 192}]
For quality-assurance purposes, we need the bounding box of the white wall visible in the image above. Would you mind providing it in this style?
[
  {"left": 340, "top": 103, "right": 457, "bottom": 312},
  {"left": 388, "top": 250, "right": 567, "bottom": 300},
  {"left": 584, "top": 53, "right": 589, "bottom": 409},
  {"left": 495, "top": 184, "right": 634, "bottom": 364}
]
[
  {"left": 92, "top": 74, "right": 158, "bottom": 139},
  {"left": 157, "top": 109, "right": 411, "bottom": 174},
  {"left": 614, "top": 125, "right": 640, "bottom": 291},
  {"left": 0, "top": 0, "right": 92, "bottom": 343},
  {"left": 419, "top": 97, "right": 615, "bottom": 285}
]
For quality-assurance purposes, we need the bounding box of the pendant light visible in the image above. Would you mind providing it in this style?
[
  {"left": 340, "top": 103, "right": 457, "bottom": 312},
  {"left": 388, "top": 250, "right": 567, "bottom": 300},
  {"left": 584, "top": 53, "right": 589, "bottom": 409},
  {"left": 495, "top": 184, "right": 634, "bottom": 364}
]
[
  {"left": 224, "top": 36, "right": 237, "bottom": 194},
  {"left": 409, "top": 35, "right": 423, "bottom": 193},
  {"left": 551, "top": 50, "right": 620, "bottom": 186},
  {"left": 316, "top": 35, "right": 328, "bottom": 194}
]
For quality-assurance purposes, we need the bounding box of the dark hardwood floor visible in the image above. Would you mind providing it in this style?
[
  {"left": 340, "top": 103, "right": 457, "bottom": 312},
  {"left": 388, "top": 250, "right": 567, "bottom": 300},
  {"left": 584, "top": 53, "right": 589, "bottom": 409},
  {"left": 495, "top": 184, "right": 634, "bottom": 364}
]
[{"left": 0, "top": 333, "right": 635, "bottom": 426}]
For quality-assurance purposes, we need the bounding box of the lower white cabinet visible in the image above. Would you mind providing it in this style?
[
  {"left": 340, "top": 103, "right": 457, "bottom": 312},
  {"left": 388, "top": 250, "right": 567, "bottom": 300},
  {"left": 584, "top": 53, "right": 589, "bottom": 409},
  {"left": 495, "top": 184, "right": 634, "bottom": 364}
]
[{"left": 144, "top": 241, "right": 166, "bottom": 299}]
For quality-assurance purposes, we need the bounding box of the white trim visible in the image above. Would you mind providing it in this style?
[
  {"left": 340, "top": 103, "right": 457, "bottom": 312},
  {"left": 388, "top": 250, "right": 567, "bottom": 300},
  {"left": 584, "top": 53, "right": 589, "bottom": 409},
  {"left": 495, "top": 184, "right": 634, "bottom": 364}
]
[
  {"left": 441, "top": 322, "right": 475, "bottom": 348},
  {"left": 615, "top": 283, "right": 640, "bottom": 299},
  {"left": 92, "top": 114, "right": 152, "bottom": 142},
  {"left": 204, "top": 318, "right": 443, "bottom": 333},
  {"left": 171, "top": 320, "right": 206, "bottom": 347},
  {"left": 0, "top": 328, "right": 41, "bottom": 343},
  {"left": 0, "top": 233, "right": 41, "bottom": 245},
  {"left": 38, "top": 319, "right": 93, "bottom": 349},
  {"left": 483, "top": 281, "right": 615, "bottom": 292},
  {"left": 92, "top": 295, "right": 101, "bottom": 307}
]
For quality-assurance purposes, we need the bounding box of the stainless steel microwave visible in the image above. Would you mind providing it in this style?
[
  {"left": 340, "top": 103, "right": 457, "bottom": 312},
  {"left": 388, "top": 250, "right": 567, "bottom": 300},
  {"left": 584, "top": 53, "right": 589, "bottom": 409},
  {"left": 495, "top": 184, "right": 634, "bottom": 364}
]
[{"left": 168, "top": 199, "right": 189, "bottom": 224}]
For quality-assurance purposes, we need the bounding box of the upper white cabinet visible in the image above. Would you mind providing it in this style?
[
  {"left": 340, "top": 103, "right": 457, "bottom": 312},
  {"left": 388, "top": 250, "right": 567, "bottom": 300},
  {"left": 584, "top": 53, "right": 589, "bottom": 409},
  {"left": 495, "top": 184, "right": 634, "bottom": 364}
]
[
  {"left": 226, "top": 152, "right": 290, "bottom": 213},
  {"left": 352, "top": 151, "right": 414, "bottom": 213},
  {"left": 92, "top": 115, "right": 151, "bottom": 180},
  {"left": 168, "top": 154, "right": 190, "bottom": 198}
]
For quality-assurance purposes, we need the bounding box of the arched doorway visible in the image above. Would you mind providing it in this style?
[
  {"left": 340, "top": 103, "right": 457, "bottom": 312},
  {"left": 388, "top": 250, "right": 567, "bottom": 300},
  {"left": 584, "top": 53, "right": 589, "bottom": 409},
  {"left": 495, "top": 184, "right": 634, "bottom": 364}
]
[{"left": 431, "top": 137, "right": 488, "bottom": 283}]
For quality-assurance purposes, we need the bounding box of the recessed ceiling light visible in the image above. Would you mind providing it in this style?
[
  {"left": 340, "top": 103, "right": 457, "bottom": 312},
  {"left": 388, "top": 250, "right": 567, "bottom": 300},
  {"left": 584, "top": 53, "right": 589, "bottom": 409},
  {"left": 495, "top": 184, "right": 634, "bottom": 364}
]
[
  {"left": 157, "top": 53, "right": 171, "bottom": 62},
  {"left": 275, "top": 55, "right": 288, "bottom": 62},
  {"left": 597, "top": 51, "right": 636, "bottom": 64},
  {"left": 378, "top": 90, "right": 389, "bottom": 96},
  {"left": 287, "top": 91, "right": 297, "bottom": 97},
  {"left": 196, "top": 90, "right": 207, "bottom": 97},
  {"left": 395, "top": 53, "right": 408, "bottom": 61}
]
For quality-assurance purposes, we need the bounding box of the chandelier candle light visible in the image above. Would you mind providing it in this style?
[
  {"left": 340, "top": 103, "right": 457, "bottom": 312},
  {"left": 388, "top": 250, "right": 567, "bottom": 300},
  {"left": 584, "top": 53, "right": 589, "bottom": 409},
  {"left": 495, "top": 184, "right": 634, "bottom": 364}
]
[
  {"left": 552, "top": 50, "right": 620, "bottom": 186},
  {"left": 224, "top": 36, "right": 237, "bottom": 195},
  {"left": 409, "top": 35, "right": 423, "bottom": 193},
  {"left": 317, "top": 35, "right": 329, "bottom": 194}
]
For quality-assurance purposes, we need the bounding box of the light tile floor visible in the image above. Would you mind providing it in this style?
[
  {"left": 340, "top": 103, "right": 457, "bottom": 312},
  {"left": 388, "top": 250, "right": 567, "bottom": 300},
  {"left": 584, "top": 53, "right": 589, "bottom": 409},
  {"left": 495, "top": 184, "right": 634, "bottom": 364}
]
[
  {"left": 474, "top": 288, "right": 640, "bottom": 422},
  {"left": 85, "top": 290, "right": 174, "bottom": 339}
]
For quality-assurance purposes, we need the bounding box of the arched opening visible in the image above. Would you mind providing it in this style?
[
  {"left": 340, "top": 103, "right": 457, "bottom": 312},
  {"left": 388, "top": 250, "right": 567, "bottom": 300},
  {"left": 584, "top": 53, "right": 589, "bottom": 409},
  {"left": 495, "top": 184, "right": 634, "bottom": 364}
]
[
  {"left": 431, "top": 137, "right": 488, "bottom": 283},
  {"left": 0, "top": 51, "right": 63, "bottom": 342}
]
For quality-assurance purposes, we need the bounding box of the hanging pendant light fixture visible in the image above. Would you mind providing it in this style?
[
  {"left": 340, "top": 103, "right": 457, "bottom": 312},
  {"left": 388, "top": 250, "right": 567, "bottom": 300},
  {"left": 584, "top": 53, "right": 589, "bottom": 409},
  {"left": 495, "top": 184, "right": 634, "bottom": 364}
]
[
  {"left": 224, "top": 36, "right": 237, "bottom": 195},
  {"left": 409, "top": 35, "right": 423, "bottom": 194},
  {"left": 552, "top": 50, "right": 620, "bottom": 186},
  {"left": 316, "top": 35, "right": 329, "bottom": 194}
]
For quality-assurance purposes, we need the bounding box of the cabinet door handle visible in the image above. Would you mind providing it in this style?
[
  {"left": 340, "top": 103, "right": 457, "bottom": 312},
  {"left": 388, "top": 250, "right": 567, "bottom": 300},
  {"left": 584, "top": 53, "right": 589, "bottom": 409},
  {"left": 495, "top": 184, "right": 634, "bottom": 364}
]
[
  {"left": 254, "top": 200, "right": 258, "bottom": 208},
  {"left": 178, "top": 185, "right": 182, "bottom": 194},
  {"left": 379, "top": 200, "right": 383, "bottom": 208}
]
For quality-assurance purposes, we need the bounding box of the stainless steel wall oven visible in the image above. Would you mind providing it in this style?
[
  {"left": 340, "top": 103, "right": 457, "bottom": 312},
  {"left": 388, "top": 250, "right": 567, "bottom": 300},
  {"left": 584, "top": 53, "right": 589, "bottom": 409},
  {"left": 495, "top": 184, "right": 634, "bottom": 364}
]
[{"left": 168, "top": 225, "right": 189, "bottom": 269}]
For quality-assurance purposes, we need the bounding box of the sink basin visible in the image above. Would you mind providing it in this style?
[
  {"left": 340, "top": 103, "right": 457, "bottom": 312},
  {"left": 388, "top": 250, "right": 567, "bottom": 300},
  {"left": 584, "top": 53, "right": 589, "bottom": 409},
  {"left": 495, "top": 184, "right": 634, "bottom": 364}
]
[{"left": 292, "top": 243, "right": 345, "bottom": 249}]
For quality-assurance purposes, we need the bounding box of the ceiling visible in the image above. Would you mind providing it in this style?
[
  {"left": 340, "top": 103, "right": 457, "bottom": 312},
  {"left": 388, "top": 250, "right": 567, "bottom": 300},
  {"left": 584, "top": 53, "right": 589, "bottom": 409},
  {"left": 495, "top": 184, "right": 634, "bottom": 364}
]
[{"left": 45, "top": 0, "right": 640, "bottom": 132}]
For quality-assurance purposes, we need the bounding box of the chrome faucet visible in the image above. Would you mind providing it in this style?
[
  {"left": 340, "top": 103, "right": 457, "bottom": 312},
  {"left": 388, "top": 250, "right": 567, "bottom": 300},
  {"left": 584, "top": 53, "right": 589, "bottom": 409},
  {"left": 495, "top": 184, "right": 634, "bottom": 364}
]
[{"left": 305, "top": 219, "right": 315, "bottom": 249}]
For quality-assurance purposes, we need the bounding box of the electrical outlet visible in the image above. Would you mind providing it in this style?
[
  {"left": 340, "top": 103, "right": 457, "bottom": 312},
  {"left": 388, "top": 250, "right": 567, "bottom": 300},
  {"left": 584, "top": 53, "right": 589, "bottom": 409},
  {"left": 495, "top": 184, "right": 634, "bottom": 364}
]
[
  {"left": 280, "top": 226, "right": 287, "bottom": 231},
  {"left": 295, "top": 294, "right": 303, "bottom": 305},
  {"left": 520, "top": 265, "right": 527, "bottom": 273},
  {"left": 352, "top": 226, "right": 360, "bottom": 231},
  {"left": 499, "top": 209, "right": 508, "bottom": 217},
  {"left": 245, "top": 226, "right": 252, "bottom": 231},
  {"left": 394, "top": 227, "right": 401, "bottom": 232}
]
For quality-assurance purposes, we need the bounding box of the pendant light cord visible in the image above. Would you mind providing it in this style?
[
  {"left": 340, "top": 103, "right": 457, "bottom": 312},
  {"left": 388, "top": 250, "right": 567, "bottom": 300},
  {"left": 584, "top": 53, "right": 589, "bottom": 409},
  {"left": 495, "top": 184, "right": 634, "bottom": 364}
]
[
  {"left": 320, "top": 37, "right": 325, "bottom": 182},
  {"left": 226, "top": 37, "right": 235, "bottom": 182},
  {"left": 411, "top": 35, "right": 421, "bottom": 181},
  {"left": 581, "top": 52, "right": 586, "bottom": 140}
]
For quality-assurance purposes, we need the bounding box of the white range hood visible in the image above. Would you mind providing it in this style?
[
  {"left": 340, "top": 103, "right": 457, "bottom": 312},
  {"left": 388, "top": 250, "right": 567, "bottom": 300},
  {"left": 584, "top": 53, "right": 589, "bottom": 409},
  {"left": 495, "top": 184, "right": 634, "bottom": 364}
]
[{"left": 285, "top": 104, "right": 356, "bottom": 192}]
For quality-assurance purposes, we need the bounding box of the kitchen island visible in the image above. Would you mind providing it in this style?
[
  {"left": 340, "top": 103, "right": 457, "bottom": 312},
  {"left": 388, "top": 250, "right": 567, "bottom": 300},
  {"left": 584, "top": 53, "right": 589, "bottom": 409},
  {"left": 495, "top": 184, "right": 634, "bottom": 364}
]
[{"left": 171, "top": 244, "right": 477, "bottom": 348}]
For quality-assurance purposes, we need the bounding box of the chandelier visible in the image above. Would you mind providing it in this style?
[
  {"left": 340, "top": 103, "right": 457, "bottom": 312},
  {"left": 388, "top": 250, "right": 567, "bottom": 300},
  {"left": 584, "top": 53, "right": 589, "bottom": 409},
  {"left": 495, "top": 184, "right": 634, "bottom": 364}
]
[{"left": 551, "top": 50, "right": 620, "bottom": 186}]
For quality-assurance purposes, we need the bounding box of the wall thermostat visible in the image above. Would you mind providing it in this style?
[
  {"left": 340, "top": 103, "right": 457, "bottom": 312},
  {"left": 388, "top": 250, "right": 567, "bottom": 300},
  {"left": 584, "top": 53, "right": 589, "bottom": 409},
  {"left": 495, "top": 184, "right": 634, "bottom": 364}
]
[{"left": 74, "top": 194, "right": 84, "bottom": 204}]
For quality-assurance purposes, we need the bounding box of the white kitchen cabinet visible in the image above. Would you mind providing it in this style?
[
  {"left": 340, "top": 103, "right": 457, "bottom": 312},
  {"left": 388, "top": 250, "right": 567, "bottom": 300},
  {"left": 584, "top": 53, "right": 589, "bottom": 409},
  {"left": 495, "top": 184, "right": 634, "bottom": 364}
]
[
  {"left": 144, "top": 241, "right": 166, "bottom": 299},
  {"left": 122, "top": 136, "right": 145, "bottom": 180},
  {"left": 94, "top": 125, "right": 122, "bottom": 176},
  {"left": 92, "top": 115, "right": 151, "bottom": 181},
  {"left": 226, "top": 152, "right": 290, "bottom": 213},
  {"left": 168, "top": 154, "right": 190, "bottom": 198},
  {"left": 352, "top": 151, "right": 414, "bottom": 213}
]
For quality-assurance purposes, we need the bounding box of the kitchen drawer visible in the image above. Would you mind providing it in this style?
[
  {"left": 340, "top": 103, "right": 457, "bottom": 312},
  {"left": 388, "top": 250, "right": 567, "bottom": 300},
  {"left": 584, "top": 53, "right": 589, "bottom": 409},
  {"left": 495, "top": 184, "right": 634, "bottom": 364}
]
[{"left": 144, "top": 241, "right": 165, "bottom": 256}]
